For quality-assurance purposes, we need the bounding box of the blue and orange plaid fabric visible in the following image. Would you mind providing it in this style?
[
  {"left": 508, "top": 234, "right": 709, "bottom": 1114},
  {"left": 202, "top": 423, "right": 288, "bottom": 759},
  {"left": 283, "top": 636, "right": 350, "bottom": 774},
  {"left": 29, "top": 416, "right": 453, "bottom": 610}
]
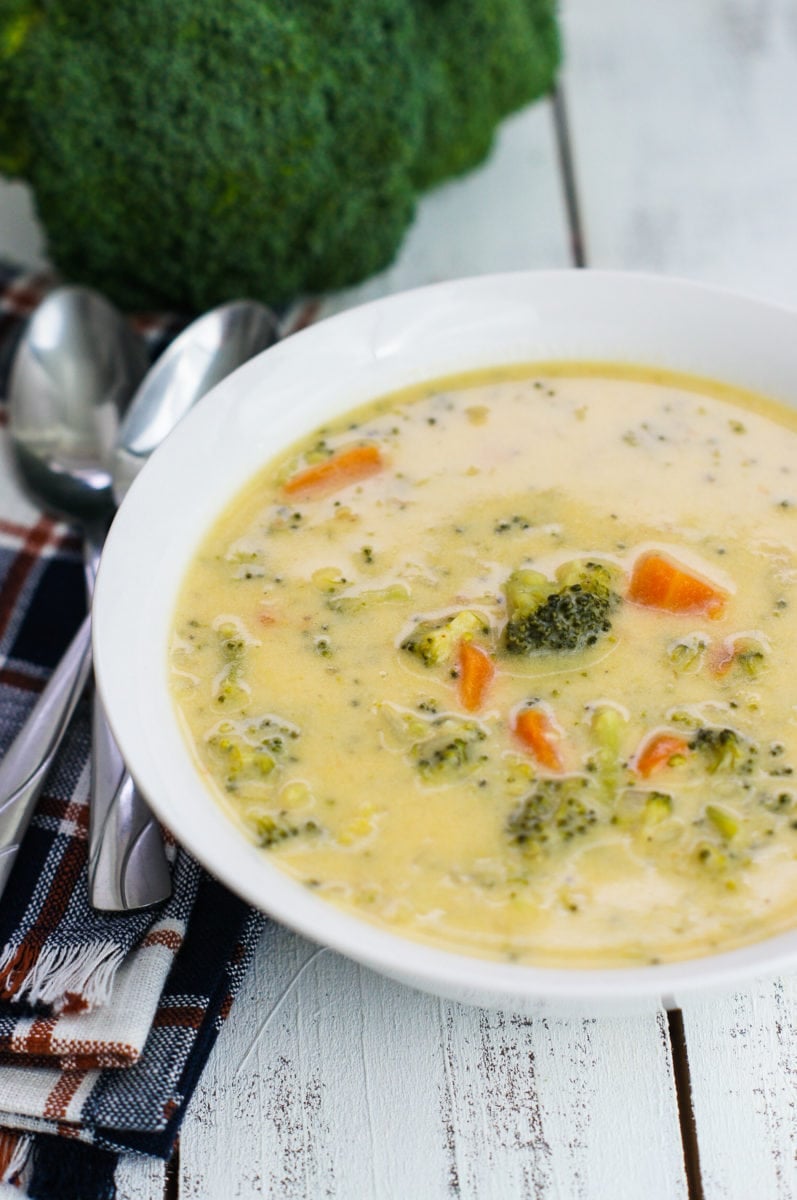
[{"left": 0, "top": 263, "right": 266, "bottom": 1198}]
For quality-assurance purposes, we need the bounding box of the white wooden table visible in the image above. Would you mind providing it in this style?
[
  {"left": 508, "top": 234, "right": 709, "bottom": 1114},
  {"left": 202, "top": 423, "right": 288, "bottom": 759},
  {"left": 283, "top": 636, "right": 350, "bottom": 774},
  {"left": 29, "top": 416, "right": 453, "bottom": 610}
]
[{"left": 4, "top": 2, "right": 797, "bottom": 1196}]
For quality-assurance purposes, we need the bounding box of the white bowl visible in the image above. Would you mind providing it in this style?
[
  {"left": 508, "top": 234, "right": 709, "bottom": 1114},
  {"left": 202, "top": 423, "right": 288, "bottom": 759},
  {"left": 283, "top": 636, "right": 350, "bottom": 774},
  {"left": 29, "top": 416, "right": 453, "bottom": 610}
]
[{"left": 93, "top": 270, "right": 797, "bottom": 1016}]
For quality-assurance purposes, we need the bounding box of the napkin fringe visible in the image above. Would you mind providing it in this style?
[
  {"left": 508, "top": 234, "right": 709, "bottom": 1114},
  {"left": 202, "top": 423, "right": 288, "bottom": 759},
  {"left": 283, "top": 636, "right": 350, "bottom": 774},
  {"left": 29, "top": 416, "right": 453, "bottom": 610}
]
[
  {"left": 0, "top": 1129, "right": 31, "bottom": 1188},
  {"left": 0, "top": 941, "right": 126, "bottom": 1012}
]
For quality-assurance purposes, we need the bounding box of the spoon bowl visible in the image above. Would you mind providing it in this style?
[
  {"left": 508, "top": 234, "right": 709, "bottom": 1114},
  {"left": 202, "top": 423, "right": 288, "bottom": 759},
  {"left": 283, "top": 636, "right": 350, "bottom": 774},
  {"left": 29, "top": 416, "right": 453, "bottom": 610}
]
[
  {"left": 9, "top": 286, "right": 149, "bottom": 523},
  {"left": 112, "top": 300, "right": 280, "bottom": 503}
]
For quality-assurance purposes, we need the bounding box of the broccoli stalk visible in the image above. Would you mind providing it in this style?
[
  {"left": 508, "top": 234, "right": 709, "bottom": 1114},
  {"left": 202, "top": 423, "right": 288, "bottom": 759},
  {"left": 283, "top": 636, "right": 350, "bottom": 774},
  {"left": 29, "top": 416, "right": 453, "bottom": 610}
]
[
  {"left": 503, "top": 559, "right": 622, "bottom": 655},
  {"left": 588, "top": 703, "right": 628, "bottom": 800},
  {"left": 401, "top": 610, "right": 487, "bottom": 666},
  {"left": 0, "top": 1, "right": 559, "bottom": 311}
]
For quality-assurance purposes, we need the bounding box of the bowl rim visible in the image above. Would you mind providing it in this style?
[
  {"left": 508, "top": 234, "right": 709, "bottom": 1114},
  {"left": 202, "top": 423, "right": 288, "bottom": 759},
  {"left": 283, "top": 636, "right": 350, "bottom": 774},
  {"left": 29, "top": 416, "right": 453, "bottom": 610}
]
[{"left": 93, "top": 267, "right": 797, "bottom": 1009}]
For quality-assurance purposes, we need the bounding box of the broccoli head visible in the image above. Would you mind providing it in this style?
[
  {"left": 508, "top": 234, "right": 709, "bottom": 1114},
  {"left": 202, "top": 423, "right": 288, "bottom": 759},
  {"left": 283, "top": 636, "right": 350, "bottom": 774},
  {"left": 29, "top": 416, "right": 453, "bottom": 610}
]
[
  {"left": 0, "top": 1, "right": 559, "bottom": 311},
  {"left": 503, "top": 560, "right": 622, "bottom": 655}
]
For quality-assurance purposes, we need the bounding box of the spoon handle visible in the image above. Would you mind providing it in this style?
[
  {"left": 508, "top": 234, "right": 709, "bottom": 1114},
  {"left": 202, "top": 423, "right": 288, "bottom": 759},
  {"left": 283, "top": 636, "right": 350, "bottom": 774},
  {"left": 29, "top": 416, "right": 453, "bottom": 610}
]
[
  {"left": 0, "top": 614, "right": 93, "bottom": 898},
  {"left": 88, "top": 689, "right": 172, "bottom": 911}
]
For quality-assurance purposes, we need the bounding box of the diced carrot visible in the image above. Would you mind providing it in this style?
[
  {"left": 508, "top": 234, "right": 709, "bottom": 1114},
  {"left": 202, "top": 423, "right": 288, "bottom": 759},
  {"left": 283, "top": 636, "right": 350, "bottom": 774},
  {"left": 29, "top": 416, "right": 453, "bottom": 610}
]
[
  {"left": 283, "top": 444, "right": 383, "bottom": 497},
  {"left": 513, "top": 706, "right": 563, "bottom": 771},
  {"left": 627, "top": 552, "right": 728, "bottom": 618},
  {"left": 456, "top": 640, "right": 495, "bottom": 712},
  {"left": 633, "top": 731, "right": 690, "bottom": 778}
]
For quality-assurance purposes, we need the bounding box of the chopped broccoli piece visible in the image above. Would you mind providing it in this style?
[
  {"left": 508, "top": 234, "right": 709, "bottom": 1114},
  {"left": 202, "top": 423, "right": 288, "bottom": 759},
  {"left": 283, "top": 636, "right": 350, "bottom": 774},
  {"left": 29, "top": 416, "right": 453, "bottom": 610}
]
[
  {"left": 411, "top": 716, "right": 488, "bottom": 782},
  {"left": 503, "top": 559, "right": 621, "bottom": 654},
  {"left": 401, "top": 610, "right": 487, "bottom": 666},
  {"left": 506, "top": 776, "right": 599, "bottom": 854},
  {"left": 666, "top": 634, "right": 708, "bottom": 673},
  {"left": 206, "top": 715, "right": 299, "bottom": 791},
  {"left": 705, "top": 804, "right": 740, "bottom": 840},
  {"left": 329, "top": 583, "right": 411, "bottom": 614},
  {"left": 689, "top": 727, "right": 755, "bottom": 774},
  {"left": 213, "top": 622, "right": 252, "bottom": 709},
  {"left": 588, "top": 703, "right": 629, "bottom": 799},
  {"left": 730, "top": 635, "right": 769, "bottom": 678},
  {"left": 0, "top": 2, "right": 559, "bottom": 311},
  {"left": 246, "top": 811, "right": 321, "bottom": 850},
  {"left": 503, "top": 569, "right": 549, "bottom": 615},
  {"left": 612, "top": 788, "right": 673, "bottom": 827}
]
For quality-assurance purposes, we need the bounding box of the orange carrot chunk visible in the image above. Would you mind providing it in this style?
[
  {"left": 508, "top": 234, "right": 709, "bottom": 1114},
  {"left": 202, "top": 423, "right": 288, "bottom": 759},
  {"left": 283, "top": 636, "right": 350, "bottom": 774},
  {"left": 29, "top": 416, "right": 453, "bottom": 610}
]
[
  {"left": 513, "top": 706, "right": 563, "bottom": 772},
  {"left": 456, "top": 640, "right": 495, "bottom": 712},
  {"left": 627, "top": 552, "right": 727, "bottom": 617},
  {"left": 283, "top": 444, "right": 383, "bottom": 497},
  {"left": 634, "top": 731, "right": 690, "bottom": 779}
]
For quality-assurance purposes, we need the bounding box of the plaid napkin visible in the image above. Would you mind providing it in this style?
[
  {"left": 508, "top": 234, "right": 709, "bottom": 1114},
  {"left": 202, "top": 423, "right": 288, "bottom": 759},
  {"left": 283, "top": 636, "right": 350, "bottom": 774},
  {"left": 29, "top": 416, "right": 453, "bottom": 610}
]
[{"left": 0, "top": 263, "right": 268, "bottom": 1198}]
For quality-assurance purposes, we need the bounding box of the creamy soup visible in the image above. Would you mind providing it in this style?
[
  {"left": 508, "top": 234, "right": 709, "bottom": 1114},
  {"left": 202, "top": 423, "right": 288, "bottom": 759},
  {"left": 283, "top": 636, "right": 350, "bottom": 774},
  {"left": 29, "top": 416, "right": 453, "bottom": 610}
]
[{"left": 169, "top": 364, "right": 797, "bottom": 967}]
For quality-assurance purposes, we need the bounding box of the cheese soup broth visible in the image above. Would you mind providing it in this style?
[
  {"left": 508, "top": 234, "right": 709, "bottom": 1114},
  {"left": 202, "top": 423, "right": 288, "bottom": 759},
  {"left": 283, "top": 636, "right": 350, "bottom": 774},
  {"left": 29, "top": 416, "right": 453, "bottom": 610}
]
[{"left": 170, "top": 365, "right": 797, "bottom": 967}]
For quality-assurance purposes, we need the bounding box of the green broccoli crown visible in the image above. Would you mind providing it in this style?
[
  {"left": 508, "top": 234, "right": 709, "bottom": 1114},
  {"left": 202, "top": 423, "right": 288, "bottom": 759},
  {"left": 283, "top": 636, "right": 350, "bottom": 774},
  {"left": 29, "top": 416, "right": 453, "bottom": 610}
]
[
  {"left": 506, "top": 776, "right": 600, "bottom": 854},
  {"left": 504, "top": 560, "right": 621, "bottom": 655},
  {"left": 0, "top": 1, "right": 559, "bottom": 311}
]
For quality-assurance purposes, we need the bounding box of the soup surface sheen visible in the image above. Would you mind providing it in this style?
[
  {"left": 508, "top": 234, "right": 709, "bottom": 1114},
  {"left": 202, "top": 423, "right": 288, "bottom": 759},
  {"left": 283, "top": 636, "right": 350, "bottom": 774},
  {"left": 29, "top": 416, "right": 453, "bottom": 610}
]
[{"left": 170, "top": 364, "right": 797, "bottom": 967}]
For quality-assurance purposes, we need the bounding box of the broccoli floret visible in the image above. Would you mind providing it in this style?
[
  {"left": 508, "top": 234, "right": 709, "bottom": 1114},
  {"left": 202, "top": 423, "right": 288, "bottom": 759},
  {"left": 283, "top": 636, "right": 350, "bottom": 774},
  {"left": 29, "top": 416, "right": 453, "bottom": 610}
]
[
  {"left": 0, "top": 2, "right": 559, "bottom": 311},
  {"left": 411, "top": 716, "right": 487, "bottom": 782},
  {"left": 689, "top": 727, "right": 755, "bottom": 774},
  {"left": 206, "top": 715, "right": 300, "bottom": 791},
  {"left": 503, "top": 560, "right": 621, "bottom": 655},
  {"left": 506, "top": 776, "right": 599, "bottom": 854},
  {"left": 401, "top": 610, "right": 487, "bottom": 666}
]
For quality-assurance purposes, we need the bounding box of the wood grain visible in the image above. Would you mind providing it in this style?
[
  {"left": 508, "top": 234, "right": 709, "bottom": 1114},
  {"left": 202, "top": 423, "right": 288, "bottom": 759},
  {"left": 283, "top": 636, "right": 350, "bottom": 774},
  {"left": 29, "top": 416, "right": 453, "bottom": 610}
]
[
  {"left": 181, "top": 923, "right": 687, "bottom": 1199},
  {"left": 115, "top": 1153, "right": 168, "bottom": 1200}
]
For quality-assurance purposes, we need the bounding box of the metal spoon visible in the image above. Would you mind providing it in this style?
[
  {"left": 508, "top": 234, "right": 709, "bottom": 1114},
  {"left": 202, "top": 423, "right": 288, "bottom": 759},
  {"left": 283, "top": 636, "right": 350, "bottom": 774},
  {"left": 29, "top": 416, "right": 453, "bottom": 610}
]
[
  {"left": 89, "top": 299, "right": 279, "bottom": 910},
  {"left": 0, "top": 292, "right": 279, "bottom": 909},
  {"left": 0, "top": 286, "right": 150, "bottom": 899}
]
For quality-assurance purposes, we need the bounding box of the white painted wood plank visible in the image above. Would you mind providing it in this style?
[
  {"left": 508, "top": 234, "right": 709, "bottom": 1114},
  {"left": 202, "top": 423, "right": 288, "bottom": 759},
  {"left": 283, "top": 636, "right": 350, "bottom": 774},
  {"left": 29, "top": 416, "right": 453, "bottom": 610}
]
[
  {"left": 563, "top": 2, "right": 797, "bottom": 1196},
  {"left": 317, "top": 98, "right": 572, "bottom": 319},
  {"left": 0, "top": 179, "right": 47, "bottom": 270},
  {"left": 179, "top": 924, "right": 450, "bottom": 1200},
  {"left": 114, "top": 1153, "right": 167, "bottom": 1200},
  {"left": 181, "top": 922, "right": 687, "bottom": 1200},
  {"left": 681, "top": 978, "right": 797, "bottom": 1200},
  {"left": 562, "top": 0, "right": 797, "bottom": 308},
  {"left": 439, "top": 1005, "right": 686, "bottom": 1200}
]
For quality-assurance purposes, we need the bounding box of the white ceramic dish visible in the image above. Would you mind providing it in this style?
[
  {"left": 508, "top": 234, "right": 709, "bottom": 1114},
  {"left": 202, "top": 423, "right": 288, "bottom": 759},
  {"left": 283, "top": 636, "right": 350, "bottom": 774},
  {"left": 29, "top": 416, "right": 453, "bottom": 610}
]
[{"left": 93, "top": 270, "right": 797, "bottom": 1016}]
